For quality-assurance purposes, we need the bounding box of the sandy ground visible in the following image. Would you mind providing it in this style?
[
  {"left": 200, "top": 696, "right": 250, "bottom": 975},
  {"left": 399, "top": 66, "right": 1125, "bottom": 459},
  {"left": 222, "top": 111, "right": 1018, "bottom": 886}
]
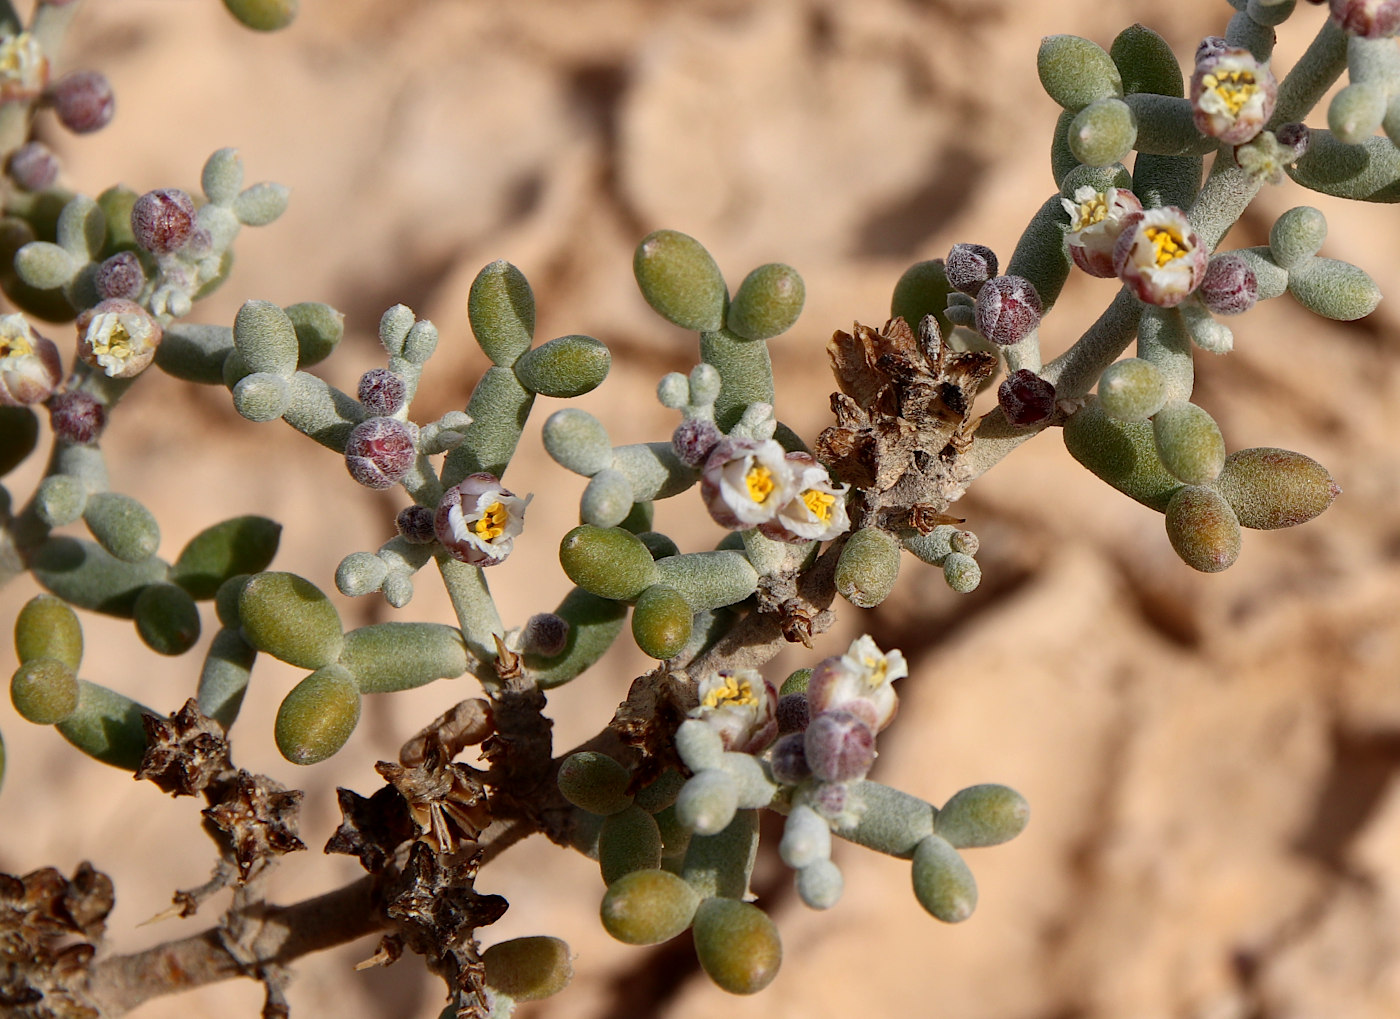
[{"left": 5, "top": 1, "right": 1400, "bottom": 1017}]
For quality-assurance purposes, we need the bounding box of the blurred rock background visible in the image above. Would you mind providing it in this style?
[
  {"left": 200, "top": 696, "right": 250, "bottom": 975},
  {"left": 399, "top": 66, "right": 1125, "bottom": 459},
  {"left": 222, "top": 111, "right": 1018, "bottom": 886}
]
[{"left": 4, "top": 0, "right": 1400, "bottom": 1016}]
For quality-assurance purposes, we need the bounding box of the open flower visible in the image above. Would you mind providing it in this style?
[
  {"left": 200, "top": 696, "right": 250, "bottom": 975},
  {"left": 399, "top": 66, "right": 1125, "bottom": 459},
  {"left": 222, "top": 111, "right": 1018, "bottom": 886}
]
[
  {"left": 690, "top": 668, "right": 778, "bottom": 753},
  {"left": 1062, "top": 186, "right": 1143, "bottom": 278},
  {"left": 759, "top": 452, "right": 851, "bottom": 542},
  {"left": 0, "top": 32, "right": 47, "bottom": 102},
  {"left": 76, "top": 299, "right": 162, "bottom": 378},
  {"left": 1113, "top": 206, "right": 1208, "bottom": 307},
  {"left": 807, "top": 635, "right": 908, "bottom": 733},
  {"left": 0, "top": 313, "right": 60, "bottom": 405},
  {"left": 700, "top": 436, "right": 797, "bottom": 529},
  {"left": 1191, "top": 38, "right": 1277, "bottom": 145},
  {"left": 434, "top": 472, "right": 531, "bottom": 566}
]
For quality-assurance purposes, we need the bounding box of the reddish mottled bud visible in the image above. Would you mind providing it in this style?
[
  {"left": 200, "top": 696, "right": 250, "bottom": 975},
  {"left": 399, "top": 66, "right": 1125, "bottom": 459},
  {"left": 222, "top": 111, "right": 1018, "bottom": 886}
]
[
  {"left": 1197, "top": 254, "right": 1258, "bottom": 316},
  {"left": 93, "top": 251, "right": 146, "bottom": 301},
  {"left": 672, "top": 417, "right": 723, "bottom": 467},
  {"left": 974, "top": 275, "right": 1042, "bottom": 346},
  {"left": 47, "top": 70, "right": 115, "bottom": 134},
  {"left": 395, "top": 504, "right": 435, "bottom": 543},
  {"left": 769, "top": 732, "right": 812, "bottom": 785},
  {"left": 997, "top": 369, "right": 1056, "bottom": 426},
  {"left": 356, "top": 367, "right": 406, "bottom": 417},
  {"left": 344, "top": 417, "right": 416, "bottom": 489},
  {"left": 8, "top": 142, "right": 58, "bottom": 191},
  {"left": 131, "top": 188, "right": 196, "bottom": 255},
  {"left": 1274, "top": 122, "right": 1311, "bottom": 158},
  {"left": 1330, "top": 0, "right": 1400, "bottom": 38},
  {"left": 48, "top": 390, "right": 106, "bottom": 444},
  {"left": 945, "top": 243, "right": 998, "bottom": 296},
  {"left": 804, "top": 709, "right": 876, "bottom": 784},
  {"left": 776, "top": 691, "right": 810, "bottom": 734}
]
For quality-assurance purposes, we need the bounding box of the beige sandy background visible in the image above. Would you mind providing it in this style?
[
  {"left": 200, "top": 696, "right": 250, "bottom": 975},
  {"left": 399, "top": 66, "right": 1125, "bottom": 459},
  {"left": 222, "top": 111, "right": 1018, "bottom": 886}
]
[{"left": 4, "top": 0, "right": 1400, "bottom": 1016}]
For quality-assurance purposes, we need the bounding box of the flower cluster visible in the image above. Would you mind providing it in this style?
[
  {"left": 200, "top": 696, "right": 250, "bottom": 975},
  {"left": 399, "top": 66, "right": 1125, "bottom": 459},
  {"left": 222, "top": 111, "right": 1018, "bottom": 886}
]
[
  {"left": 1065, "top": 188, "right": 1208, "bottom": 307},
  {"left": 700, "top": 438, "right": 850, "bottom": 542},
  {"left": 433, "top": 473, "right": 532, "bottom": 566}
]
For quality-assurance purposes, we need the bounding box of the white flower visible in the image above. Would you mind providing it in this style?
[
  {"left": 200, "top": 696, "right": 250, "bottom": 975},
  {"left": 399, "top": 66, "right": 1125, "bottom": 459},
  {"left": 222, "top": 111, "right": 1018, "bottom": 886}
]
[
  {"left": 760, "top": 452, "right": 851, "bottom": 542},
  {"left": 1191, "top": 39, "right": 1277, "bottom": 145},
  {"left": 690, "top": 668, "right": 778, "bottom": 753},
  {"left": 0, "top": 33, "right": 47, "bottom": 101},
  {"left": 1062, "top": 186, "right": 1143, "bottom": 278},
  {"left": 76, "top": 299, "right": 162, "bottom": 379},
  {"left": 433, "top": 473, "right": 532, "bottom": 566},
  {"left": 807, "top": 635, "right": 907, "bottom": 733},
  {"left": 700, "top": 437, "right": 798, "bottom": 529},
  {"left": 0, "top": 313, "right": 60, "bottom": 406},
  {"left": 1113, "top": 206, "right": 1208, "bottom": 308}
]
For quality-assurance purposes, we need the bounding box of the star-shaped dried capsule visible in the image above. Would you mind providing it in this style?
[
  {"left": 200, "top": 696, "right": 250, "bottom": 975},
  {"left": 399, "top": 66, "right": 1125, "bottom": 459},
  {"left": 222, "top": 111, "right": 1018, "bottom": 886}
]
[
  {"left": 202, "top": 771, "right": 306, "bottom": 882},
  {"left": 136, "top": 699, "right": 234, "bottom": 797},
  {"left": 384, "top": 842, "right": 508, "bottom": 954},
  {"left": 324, "top": 785, "right": 416, "bottom": 874},
  {"left": 376, "top": 740, "right": 491, "bottom": 854}
]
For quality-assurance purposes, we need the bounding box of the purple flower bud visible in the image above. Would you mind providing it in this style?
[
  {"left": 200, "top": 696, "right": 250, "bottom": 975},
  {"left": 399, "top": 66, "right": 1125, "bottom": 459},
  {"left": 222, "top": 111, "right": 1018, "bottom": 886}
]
[
  {"left": 1330, "top": 0, "right": 1400, "bottom": 38},
  {"left": 93, "top": 251, "right": 146, "bottom": 301},
  {"left": 974, "top": 275, "right": 1042, "bottom": 346},
  {"left": 48, "top": 390, "right": 106, "bottom": 444},
  {"left": 1197, "top": 254, "right": 1258, "bottom": 316},
  {"left": 769, "top": 732, "right": 812, "bottom": 785},
  {"left": 131, "top": 188, "right": 196, "bottom": 255},
  {"left": 1113, "top": 207, "right": 1208, "bottom": 307},
  {"left": 0, "top": 315, "right": 61, "bottom": 406},
  {"left": 395, "top": 504, "right": 436, "bottom": 543},
  {"left": 47, "top": 70, "right": 115, "bottom": 134},
  {"left": 7, "top": 142, "right": 58, "bottom": 191},
  {"left": 672, "top": 417, "right": 723, "bottom": 468},
  {"left": 997, "top": 369, "right": 1057, "bottom": 426},
  {"left": 945, "top": 243, "right": 999, "bottom": 296},
  {"left": 1191, "top": 39, "right": 1277, "bottom": 145},
  {"left": 776, "top": 691, "right": 810, "bottom": 734},
  {"left": 357, "top": 367, "right": 406, "bottom": 417},
  {"left": 804, "top": 709, "right": 876, "bottom": 784},
  {"left": 76, "top": 299, "right": 162, "bottom": 379},
  {"left": 522, "top": 612, "right": 570, "bottom": 657},
  {"left": 1274, "top": 122, "right": 1311, "bottom": 157},
  {"left": 434, "top": 473, "right": 532, "bottom": 566},
  {"left": 344, "top": 417, "right": 417, "bottom": 489}
]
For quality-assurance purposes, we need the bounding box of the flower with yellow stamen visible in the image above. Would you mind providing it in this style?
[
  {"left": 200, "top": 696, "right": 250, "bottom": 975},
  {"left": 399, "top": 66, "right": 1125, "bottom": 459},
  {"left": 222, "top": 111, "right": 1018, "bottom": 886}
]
[
  {"left": 0, "top": 32, "right": 47, "bottom": 102},
  {"left": 0, "top": 313, "right": 60, "bottom": 406},
  {"left": 700, "top": 436, "right": 797, "bottom": 529},
  {"left": 1190, "top": 38, "right": 1277, "bottom": 145},
  {"left": 434, "top": 472, "right": 532, "bottom": 566},
  {"left": 1112, "top": 206, "right": 1208, "bottom": 308},
  {"left": 807, "top": 635, "right": 907, "bottom": 734},
  {"left": 760, "top": 451, "right": 851, "bottom": 543},
  {"left": 690, "top": 668, "right": 778, "bottom": 753},
  {"left": 1062, "top": 186, "right": 1142, "bottom": 279},
  {"left": 76, "top": 299, "right": 163, "bottom": 379}
]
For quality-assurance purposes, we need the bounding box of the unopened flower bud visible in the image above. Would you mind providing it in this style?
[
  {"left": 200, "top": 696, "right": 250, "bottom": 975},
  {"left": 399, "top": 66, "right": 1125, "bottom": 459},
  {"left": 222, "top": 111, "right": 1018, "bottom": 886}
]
[
  {"left": 356, "top": 367, "right": 406, "bottom": 417},
  {"left": 0, "top": 315, "right": 60, "bottom": 405},
  {"left": 48, "top": 390, "right": 106, "bottom": 444},
  {"left": 47, "top": 70, "right": 114, "bottom": 134},
  {"left": 672, "top": 416, "right": 722, "bottom": 467},
  {"left": 1062, "top": 186, "right": 1143, "bottom": 278},
  {"left": 93, "top": 251, "right": 146, "bottom": 301},
  {"left": 131, "top": 188, "right": 196, "bottom": 255},
  {"left": 945, "top": 243, "right": 998, "bottom": 295},
  {"left": 1330, "top": 0, "right": 1400, "bottom": 38},
  {"left": 804, "top": 709, "right": 876, "bottom": 783},
  {"left": 344, "top": 417, "right": 416, "bottom": 489},
  {"left": 769, "top": 732, "right": 812, "bottom": 785},
  {"left": 1113, "top": 207, "right": 1207, "bottom": 307},
  {"left": 1190, "top": 39, "right": 1276, "bottom": 145},
  {"left": 434, "top": 473, "right": 531, "bottom": 566},
  {"left": 522, "top": 612, "right": 570, "bottom": 657},
  {"left": 7, "top": 141, "right": 58, "bottom": 191},
  {"left": 997, "top": 369, "right": 1056, "bottom": 426},
  {"left": 395, "top": 504, "right": 436, "bottom": 543},
  {"left": 1197, "top": 254, "right": 1258, "bottom": 315},
  {"left": 974, "top": 275, "right": 1042, "bottom": 346},
  {"left": 776, "top": 692, "right": 810, "bottom": 734}
]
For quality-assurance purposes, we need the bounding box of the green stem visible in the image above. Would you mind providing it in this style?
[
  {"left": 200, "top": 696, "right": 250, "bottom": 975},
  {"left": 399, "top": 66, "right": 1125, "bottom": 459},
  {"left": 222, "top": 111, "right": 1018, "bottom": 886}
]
[
  {"left": 1269, "top": 19, "right": 1349, "bottom": 128},
  {"left": 436, "top": 554, "right": 504, "bottom": 685}
]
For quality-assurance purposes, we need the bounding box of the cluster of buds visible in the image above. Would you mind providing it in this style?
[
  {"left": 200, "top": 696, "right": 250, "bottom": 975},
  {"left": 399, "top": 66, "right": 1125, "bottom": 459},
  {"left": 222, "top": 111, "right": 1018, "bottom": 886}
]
[{"left": 700, "top": 437, "right": 850, "bottom": 543}]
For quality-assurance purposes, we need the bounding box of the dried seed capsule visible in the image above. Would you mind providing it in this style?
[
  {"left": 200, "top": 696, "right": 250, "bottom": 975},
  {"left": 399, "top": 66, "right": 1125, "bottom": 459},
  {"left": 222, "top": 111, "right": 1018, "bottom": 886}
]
[
  {"left": 998, "top": 369, "right": 1056, "bottom": 426},
  {"left": 133, "top": 582, "right": 201, "bottom": 656},
  {"left": 934, "top": 784, "right": 1031, "bottom": 848},
  {"left": 911, "top": 834, "right": 978, "bottom": 923},
  {"left": 1152, "top": 400, "right": 1226, "bottom": 485},
  {"left": 1165, "top": 485, "right": 1242, "bottom": 573},
  {"left": 975, "top": 275, "right": 1043, "bottom": 346},
  {"left": 726, "top": 263, "right": 805, "bottom": 341},
  {"left": 482, "top": 937, "right": 573, "bottom": 1003},
  {"left": 274, "top": 664, "right": 360, "bottom": 764},
  {"left": 558, "top": 751, "right": 634, "bottom": 816},
  {"left": 599, "top": 805, "right": 664, "bottom": 885},
  {"left": 238, "top": 571, "right": 343, "bottom": 669},
  {"left": 131, "top": 188, "right": 195, "bottom": 254},
  {"left": 15, "top": 594, "right": 83, "bottom": 668},
  {"left": 599, "top": 869, "right": 701, "bottom": 945},
  {"left": 631, "top": 584, "right": 692, "bottom": 660},
  {"left": 633, "top": 230, "right": 726, "bottom": 332},
  {"left": 11, "top": 658, "right": 80, "bottom": 724},
  {"left": 1214, "top": 447, "right": 1340, "bottom": 529},
  {"left": 48, "top": 71, "right": 115, "bottom": 134},
  {"left": 344, "top": 417, "right": 417, "bottom": 490},
  {"left": 691, "top": 897, "right": 782, "bottom": 995}
]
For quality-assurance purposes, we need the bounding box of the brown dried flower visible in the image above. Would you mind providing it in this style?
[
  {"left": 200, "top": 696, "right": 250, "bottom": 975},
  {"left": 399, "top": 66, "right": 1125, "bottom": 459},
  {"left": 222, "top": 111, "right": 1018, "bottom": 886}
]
[
  {"left": 136, "top": 699, "right": 234, "bottom": 797},
  {"left": 202, "top": 772, "right": 306, "bottom": 882}
]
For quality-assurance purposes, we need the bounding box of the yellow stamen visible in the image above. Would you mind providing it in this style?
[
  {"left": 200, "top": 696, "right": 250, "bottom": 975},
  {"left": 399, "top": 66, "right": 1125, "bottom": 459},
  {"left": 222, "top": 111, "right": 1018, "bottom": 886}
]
[
  {"left": 1077, "top": 193, "right": 1109, "bottom": 227},
  {"left": 863, "top": 655, "right": 887, "bottom": 687},
  {"left": 473, "top": 501, "right": 508, "bottom": 541},
  {"left": 1202, "top": 70, "right": 1257, "bottom": 117},
  {"left": 801, "top": 488, "right": 835, "bottom": 521},
  {"left": 702, "top": 674, "right": 756, "bottom": 710},
  {"left": 1145, "top": 226, "right": 1186, "bottom": 267},
  {"left": 0, "top": 333, "right": 32, "bottom": 360},
  {"left": 745, "top": 465, "right": 775, "bottom": 503},
  {"left": 92, "top": 322, "right": 134, "bottom": 360}
]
